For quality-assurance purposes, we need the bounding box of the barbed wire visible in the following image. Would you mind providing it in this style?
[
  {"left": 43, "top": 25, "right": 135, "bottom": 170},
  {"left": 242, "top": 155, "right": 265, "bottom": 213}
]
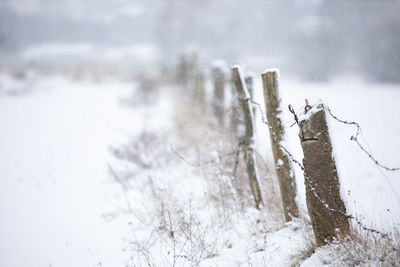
[
  {"left": 170, "top": 97, "right": 394, "bottom": 242},
  {"left": 170, "top": 139, "right": 255, "bottom": 182},
  {"left": 250, "top": 100, "right": 392, "bottom": 241},
  {"left": 169, "top": 144, "right": 241, "bottom": 168},
  {"left": 323, "top": 105, "right": 400, "bottom": 172}
]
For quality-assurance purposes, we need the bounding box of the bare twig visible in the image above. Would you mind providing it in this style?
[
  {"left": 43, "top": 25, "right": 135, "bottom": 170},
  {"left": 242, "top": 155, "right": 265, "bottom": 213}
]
[{"left": 169, "top": 144, "right": 239, "bottom": 168}]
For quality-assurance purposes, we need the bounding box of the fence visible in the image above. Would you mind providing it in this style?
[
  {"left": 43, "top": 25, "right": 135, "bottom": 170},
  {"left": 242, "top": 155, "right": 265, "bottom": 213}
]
[{"left": 173, "top": 52, "right": 396, "bottom": 247}]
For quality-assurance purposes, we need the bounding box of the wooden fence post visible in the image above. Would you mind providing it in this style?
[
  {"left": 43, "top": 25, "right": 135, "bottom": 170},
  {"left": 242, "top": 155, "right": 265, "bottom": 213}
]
[
  {"left": 262, "top": 70, "right": 299, "bottom": 221},
  {"left": 176, "top": 54, "right": 188, "bottom": 86},
  {"left": 211, "top": 61, "right": 227, "bottom": 127},
  {"left": 194, "top": 68, "right": 206, "bottom": 107},
  {"left": 245, "top": 74, "right": 256, "bottom": 121},
  {"left": 187, "top": 52, "right": 198, "bottom": 87},
  {"left": 231, "top": 65, "right": 263, "bottom": 209},
  {"left": 186, "top": 53, "right": 206, "bottom": 107},
  {"left": 230, "top": 79, "right": 241, "bottom": 137},
  {"left": 298, "top": 102, "right": 350, "bottom": 246}
]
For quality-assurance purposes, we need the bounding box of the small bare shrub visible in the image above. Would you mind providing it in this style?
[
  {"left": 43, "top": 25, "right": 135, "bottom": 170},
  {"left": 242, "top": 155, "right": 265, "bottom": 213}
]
[
  {"left": 171, "top": 88, "right": 281, "bottom": 217},
  {"left": 111, "top": 82, "right": 285, "bottom": 266}
]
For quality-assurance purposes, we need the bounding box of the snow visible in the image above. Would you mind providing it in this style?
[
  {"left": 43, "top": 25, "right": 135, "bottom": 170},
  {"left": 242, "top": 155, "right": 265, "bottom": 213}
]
[
  {"left": 262, "top": 68, "right": 280, "bottom": 77},
  {"left": 277, "top": 158, "right": 284, "bottom": 168},
  {"left": 211, "top": 150, "right": 220, "bottom": 164},
  {"left": 0, "top": 70, "right": 399, "bottom": 266},
  {"left": 297, "top": 99, "right": 323, "bottom": 122},
  {"left": 200, "top": 220, "right": 311, "bottom": 266},
  {"left": 0, "top": 73, "right": 138, "bottom": 267}
]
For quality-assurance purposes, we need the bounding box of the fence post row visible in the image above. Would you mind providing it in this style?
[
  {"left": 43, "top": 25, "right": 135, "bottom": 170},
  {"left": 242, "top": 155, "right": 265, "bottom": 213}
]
[
  {"left": 298, "top": 102, "right": 350, "bottom": 246},
  {"left": 262, "top": 70, "right": 299, "bottom": 221},
  {"left": 174, "top": 55, "right": 353, "bottom": 245},
  {"left": 231, "top": 65, "right": 263, "bottom": 209},
  {"left": 176, "top": 54, "right": 188, "bottom": 86}
]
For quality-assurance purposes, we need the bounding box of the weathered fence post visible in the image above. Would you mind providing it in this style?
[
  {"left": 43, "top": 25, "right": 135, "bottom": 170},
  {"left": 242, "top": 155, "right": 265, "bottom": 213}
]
[
  {"left": 186, "top": 52, "right": 206, "bottom": 107},
  {"left": 187, "top": 52, "right": 198, "bottom": 86},
  {"left": 262, "top": 70, "right": 299, "bottom": 221},
  {"left": 194, "top": 68, "right": 206, "bottom": 107},
  {"left": 211, "top": 61, "right": 227, "bottom": 127},
  {"left": 298, "top": 102, "right": 350, "bottom": 246},
  {"left": 245, "top": 74, "right": 256, "bottom": 121},
  {"left": 230, "top": 79, "right": 241, "bottom": 137},
  {"left": 176, "top": 53, "right": 188, "bottom": 85},
  {"left": 231, "top": 65, "right": 263, "bottom": 209}
]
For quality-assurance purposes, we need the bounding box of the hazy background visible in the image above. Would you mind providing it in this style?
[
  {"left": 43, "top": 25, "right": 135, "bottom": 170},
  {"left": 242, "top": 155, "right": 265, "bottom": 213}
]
[{"left": 1, "top": 0, "right": 400, "bottom": 82}]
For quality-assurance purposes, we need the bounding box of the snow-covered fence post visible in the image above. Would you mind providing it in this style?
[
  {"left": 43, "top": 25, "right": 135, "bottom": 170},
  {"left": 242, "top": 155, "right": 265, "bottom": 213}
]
[
  {"left": 192, "top": 57, "right": 206, "bottom": 108},
  {"left": 262, "top": 70, "right": 299, "bottom": 221},
  {"left": 245, "top": 74, "right": 256, "bottom": 121},
  {"left": 175, "top": 54, "right": 188, "bottom": 86},
  {"left": 231, "top": 65, "right": 263, "bottom": 209},
  {"left": 185, "top": 52, "right": 206, "bottom": 108},
  {"left": 194, "top": 68, "right": 206, "bottom": 107},
  {"left": 187, "top": 52, "right": 198, "bottom": 85},
  {"left": 211, "top": 61, "right": 227, "bottom": 127},
  {"left": 187, "top": 53, "right": 200, "bottom": 90},
  {"left": 298, "top": 102, "right": 350, "bottom": 246},
  {"left": 230, "top": 77, "right": 241, "bottom": 136}
]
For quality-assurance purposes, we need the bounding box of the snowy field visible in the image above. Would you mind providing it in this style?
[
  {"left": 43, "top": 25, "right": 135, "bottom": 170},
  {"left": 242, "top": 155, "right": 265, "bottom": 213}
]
[
  {"left": 0, "top": 71, "right": 399, "bottom": 266},
  {"left": 0, "top": 73, "right": 140, "bottom": 267}
]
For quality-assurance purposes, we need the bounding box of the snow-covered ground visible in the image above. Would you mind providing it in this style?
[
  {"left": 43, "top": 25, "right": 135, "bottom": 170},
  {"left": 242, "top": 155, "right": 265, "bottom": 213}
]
[
  {"left": 0, "top": 71, "right": 399, "bottom": 266},
  {"left": 0, "top": 73, "right": 140, "bottom": 267}
]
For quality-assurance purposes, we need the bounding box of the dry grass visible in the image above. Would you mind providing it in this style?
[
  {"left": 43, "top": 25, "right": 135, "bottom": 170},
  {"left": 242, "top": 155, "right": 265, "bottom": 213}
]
[
  {"left": 318, "top": 226, "right": 400, "bottom": 266},
  {"left": 291, "top": 220, "right": 400, "bottom": 267},
  {"left": 109, "top": 82, "right": 288, "bottom": 266},
  {"left": 171, "top": 86, "right": 282, "bottom": 218}
]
